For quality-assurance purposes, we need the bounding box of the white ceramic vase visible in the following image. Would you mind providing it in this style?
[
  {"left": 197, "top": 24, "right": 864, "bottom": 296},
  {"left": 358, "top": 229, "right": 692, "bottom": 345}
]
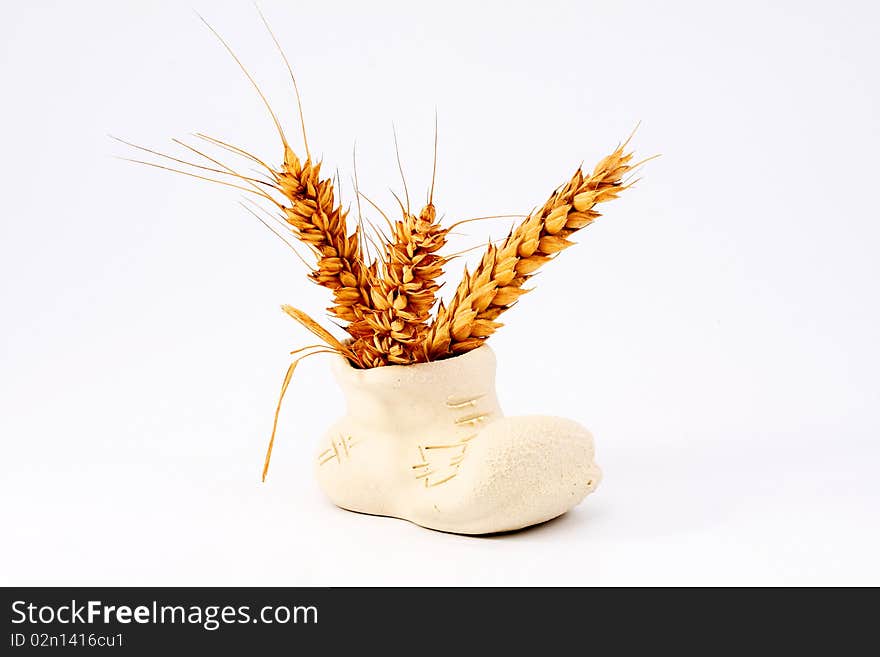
[{"left": 315, "top": 345, "right": 601, "bottom": 534}]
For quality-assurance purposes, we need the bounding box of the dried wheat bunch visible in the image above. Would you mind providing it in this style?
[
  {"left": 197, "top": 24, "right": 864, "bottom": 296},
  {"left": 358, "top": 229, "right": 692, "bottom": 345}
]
[
  {"left": 423, "top": 141, "right": 640, "bottom": 360},
  {"left": 123, "top": 14, "right": 647, "bottom": 370}
]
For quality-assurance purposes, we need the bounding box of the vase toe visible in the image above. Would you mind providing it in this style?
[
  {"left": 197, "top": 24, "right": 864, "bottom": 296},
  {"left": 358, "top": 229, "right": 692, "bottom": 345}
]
[{"left": 409, "top": 415, "right": 601, "bottom": 535}]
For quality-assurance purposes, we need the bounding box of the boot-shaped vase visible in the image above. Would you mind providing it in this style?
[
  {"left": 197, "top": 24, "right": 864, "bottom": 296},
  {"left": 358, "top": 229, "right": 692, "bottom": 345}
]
[{"left": 315, "top": 345, "right": 601, "bottom": 534}]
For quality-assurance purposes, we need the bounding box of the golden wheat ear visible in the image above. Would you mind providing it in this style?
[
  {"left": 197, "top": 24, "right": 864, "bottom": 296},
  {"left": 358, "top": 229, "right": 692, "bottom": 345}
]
[
  {"left": 424, "top": 137, "right": 653, "bottom": 360},
  {"left": 346, "top": 119, "right": 453, "bottom": 366}
]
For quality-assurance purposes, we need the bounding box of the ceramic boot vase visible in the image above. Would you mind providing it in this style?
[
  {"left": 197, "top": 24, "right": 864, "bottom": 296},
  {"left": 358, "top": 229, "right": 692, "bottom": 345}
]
[{"left": 315, "top": 345, "right": 601, "bottom": 534}]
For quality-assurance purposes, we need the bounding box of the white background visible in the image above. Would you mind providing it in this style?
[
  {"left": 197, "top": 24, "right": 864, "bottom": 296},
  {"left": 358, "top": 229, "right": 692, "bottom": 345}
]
[{"left": 1, "top": 0, "right": 878, "bottom": 586}]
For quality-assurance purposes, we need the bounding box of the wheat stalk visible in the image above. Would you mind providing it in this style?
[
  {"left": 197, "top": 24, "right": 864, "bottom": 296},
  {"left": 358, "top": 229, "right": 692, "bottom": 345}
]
[{"left": 423, "top": 141, "right": 642, "bottom": 360}]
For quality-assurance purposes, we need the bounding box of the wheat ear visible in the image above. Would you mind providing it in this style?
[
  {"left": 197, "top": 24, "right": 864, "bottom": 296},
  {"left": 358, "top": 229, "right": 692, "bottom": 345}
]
[
  {"left": 424, "top": 140, "right": 641, "bottom": 359},
  {"left": 268, "top": 146, "right": 391, "bottom": 366},
  {"left": 151, "top": 17, "right": 382, "bottom": 367},
  {"left": 355, "top": 202, "right": 448, "bottom": 364}
]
